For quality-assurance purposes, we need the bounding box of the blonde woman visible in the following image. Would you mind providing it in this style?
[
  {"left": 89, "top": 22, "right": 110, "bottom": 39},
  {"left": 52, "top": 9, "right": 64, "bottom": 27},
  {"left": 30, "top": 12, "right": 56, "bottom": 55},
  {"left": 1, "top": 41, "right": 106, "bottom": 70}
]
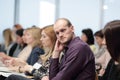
[
  {"left": 17, "top": 27, "right": 44, "bottom": 63},
  {"left": 2, "top": 28, "right": 14, "bottom": 54},
  {"left": 1, "top": 27, "right": 44, "bottom": 69},
  {"left": 5, "top": 25, "right": 57, "bottom": 80}
]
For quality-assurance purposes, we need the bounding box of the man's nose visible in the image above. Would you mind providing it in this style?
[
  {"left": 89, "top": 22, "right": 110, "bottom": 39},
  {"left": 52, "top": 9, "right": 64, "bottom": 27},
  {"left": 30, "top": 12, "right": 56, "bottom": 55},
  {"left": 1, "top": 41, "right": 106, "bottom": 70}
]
[{"left": 59, "top": 32, "right": 63, "bottom": 37}]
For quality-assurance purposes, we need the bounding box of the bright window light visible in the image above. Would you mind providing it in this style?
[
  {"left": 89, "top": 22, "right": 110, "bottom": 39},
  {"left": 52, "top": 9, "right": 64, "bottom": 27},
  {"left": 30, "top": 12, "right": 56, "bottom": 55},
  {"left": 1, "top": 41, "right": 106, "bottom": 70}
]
[
  {"left": 39, "top": 1, "right": 55, "bottom": 28},
  {"left": 103, "top": 5, "right": 108, "bottom": 10}
]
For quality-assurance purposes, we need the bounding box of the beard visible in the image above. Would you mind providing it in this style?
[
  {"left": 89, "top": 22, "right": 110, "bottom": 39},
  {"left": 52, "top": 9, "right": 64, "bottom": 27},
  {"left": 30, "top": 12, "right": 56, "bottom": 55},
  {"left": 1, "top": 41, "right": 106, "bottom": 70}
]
[{"left": 58, "top": 37, "right": 72, "bottom": 45}]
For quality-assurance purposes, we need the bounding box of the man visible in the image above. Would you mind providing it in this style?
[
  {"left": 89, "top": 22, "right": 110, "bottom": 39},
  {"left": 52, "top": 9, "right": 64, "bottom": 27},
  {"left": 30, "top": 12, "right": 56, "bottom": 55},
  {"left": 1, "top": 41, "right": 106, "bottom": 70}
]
[{"left": 48, "top": 18, "right": 95, "bottom": 80}]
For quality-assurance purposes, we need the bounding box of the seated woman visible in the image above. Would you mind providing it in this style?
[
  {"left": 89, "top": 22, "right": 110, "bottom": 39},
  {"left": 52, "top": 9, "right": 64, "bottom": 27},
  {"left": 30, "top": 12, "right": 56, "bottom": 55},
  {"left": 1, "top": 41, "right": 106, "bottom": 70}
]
[
  {"left": 1, "top": 28, "right": 14, "bottom": 54},
  {"left": 99, "top": 20, "right": 120, "bottom": 80},
  {"left": 9, "top": 29, "right": 26, "bottom": 57},
  {"left": 0, "top": 29, "right": 26, "bottom": 57},
  {"left": 4, "top": 25, "right": 57, "bottom": 80},
  {"left": 0, "top": 27, "right": 44, "bottom": 69},
  {"left": 94, "top": 30, "right": 111, "bottom": 76},
  {"left": 23, "top": 27, "right": 44, "bottom": 65},
  {"left": 81, "top": 28, "right": 96, "bottom": 53},
  {"left": 12, "top": 24, "right": 23, "bottom": 42}
]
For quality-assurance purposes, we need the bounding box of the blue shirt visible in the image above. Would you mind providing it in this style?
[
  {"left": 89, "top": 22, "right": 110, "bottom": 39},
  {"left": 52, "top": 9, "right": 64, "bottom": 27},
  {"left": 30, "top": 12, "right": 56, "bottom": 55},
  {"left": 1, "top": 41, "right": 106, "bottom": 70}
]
[
  {"left": 49, "top": 37, "right": 95, "bottom": 80},
  {"left": 27, "top": 46, "right": 44, "bottom": 65}
]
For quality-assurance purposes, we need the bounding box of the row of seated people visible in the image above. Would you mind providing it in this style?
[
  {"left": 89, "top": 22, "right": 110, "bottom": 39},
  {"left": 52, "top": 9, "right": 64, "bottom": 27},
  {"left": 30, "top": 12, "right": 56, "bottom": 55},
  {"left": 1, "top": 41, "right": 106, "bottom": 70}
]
[
  {"left": 0, "top": 27, "right": 44, "bottom": 65},
  {"left": 0, "top": 25, "right": 55, "bottom": 80},
  {"left": 0, "top": 18, "right": 120, "bottom": 80},
  {"left": 80, "top": 28, "right": 111, "bottom": 77},
  {"left": 0, "top": 24, "right": 110, "bottom": 77},
  {"left": 0, "top": 24, "right": 113, "bottom": 80},
  {"left": 0, "top": 24, "right": 23, "bottom": 55},
  {"left": 80, "top": 20, "right": 120, "bottom": 80}
]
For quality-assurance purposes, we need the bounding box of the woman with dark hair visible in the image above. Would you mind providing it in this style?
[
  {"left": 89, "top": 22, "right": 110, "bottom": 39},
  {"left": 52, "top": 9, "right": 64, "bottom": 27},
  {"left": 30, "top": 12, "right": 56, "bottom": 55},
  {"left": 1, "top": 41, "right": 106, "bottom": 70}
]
[
  {"left": 94, "top": 30, "right": 111, "bottom": 76},
  {"left": 9, "top": 29, "right": 26, "bottom": 57},
  {"left": 12, "top": 24, "right": 23, "bottom": 42},
  {"left": 81, "top": 28, "right": 96, "bottom": 53},
  {"left": 100, "top": 20, "right": 120, "bottom": 80}
]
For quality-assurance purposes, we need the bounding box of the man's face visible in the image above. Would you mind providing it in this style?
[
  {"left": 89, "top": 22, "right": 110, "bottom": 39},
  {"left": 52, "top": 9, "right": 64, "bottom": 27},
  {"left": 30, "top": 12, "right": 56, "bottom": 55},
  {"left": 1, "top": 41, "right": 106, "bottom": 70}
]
[{"left": 54, "top": 20, "right": 74, "bottom": 44}]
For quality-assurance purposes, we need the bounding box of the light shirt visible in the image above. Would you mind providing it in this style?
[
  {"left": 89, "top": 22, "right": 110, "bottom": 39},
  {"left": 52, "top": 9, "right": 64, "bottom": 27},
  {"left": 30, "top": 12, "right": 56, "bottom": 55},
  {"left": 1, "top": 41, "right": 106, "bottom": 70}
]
[{"left": 18, "top": 45, "right": 32, "bottom": 61}]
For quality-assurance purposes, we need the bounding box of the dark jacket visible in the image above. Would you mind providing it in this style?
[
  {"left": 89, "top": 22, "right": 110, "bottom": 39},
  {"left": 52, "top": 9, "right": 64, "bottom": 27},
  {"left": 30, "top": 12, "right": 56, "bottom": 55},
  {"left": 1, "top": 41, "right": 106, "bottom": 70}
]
[
  {"left": 27, "top": 47, "right": 44, "bottom": 65},
  {"left": 49, "top": 37, "right": 95, "bottom": 80},
  {"left": 100, "top": 59, "right": 120, "bottom": 80}
]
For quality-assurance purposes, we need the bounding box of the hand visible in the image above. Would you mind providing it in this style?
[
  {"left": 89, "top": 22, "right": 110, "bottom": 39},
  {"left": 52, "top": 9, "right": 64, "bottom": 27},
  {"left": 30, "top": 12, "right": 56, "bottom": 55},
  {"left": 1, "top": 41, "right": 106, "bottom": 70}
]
[
  {"left": 54, "top": 40, "right": 64, "bottom": 52},
  {"left": 41, "top": 76, "right": 49, "bottom": 80},
  {"left": 4, "top": 58, "right": 27, "bottom": 67},
  {"left": 21, "top": 64, "right": 33, "bottom": 73},
  {"left": 0, "top": 52, "right": 12, "bottom": 59},
  {"left": 0, "top": 52, "right": 12, "bottom": 63},
  {"left": 8, "top": 66, "right": 19, "bottom": 72},
  {"left": 3, "top": 59, "right": 14, "bottom": 67},
  {"left": 11, "top": 58, "right": 27, "bottom": 67},
  {"left": 98, "top": 68, "right": 105, "bottom": 76},
  {"left": 52, "top": 40, "right": 64, "bottom": 58},
  {"left": 0, "top": 52, "right": 6, "bottom": 57},
  {"left": 8, "top": 64, "right": 33, "bottom": 73}
]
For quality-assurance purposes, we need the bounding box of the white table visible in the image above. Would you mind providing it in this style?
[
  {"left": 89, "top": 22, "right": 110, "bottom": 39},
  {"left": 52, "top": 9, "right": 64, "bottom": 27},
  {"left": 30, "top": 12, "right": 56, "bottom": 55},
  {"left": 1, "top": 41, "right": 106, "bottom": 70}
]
[
  {"left": 0, "top": 60, "right": 25, "bottom": 77},
  {"left": 0, "top": 66, "right": 26, "bottom": 77}
]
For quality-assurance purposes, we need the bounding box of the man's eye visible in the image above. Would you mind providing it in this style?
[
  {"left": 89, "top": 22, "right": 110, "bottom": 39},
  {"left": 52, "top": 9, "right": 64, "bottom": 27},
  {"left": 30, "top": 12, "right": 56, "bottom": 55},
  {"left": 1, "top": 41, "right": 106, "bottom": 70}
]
[{"left": 61, "top": 29, "right": 65, "bottom": 32}]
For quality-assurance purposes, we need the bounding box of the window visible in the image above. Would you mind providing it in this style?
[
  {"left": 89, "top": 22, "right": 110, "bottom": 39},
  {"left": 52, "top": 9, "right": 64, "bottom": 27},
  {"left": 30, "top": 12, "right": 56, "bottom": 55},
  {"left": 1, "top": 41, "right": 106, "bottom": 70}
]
[{"left": 39, "top": 1, "right": 55, "bottom": 27}]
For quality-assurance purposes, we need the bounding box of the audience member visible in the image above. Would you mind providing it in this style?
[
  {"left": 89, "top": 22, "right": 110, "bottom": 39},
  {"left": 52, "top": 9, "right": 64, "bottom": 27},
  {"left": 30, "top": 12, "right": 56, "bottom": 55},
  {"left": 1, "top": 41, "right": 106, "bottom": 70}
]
[
  {"left": 9, "top": 29, "right": 26, "bottom": 57},
  {"left": 47, "top": 18, "right": 95, "bottom": 80},
  {"left": 1, "top": 27, "right": 44, "bottom": 70},
  {"left": 2, "top": 28, "right": 14, "bottom": 54},
  {"left": 100, "top": 20, "right": 120, "bottom": 80},
  {"left": 0, "top": 29, "right": 25, "bottom": 57},
  {"left": 12, "top": 24, "right": 23, "bottom": 42},
  {"left": 94, "top": 30, "right": 111, "bottom": 76},
  {"left": 14, "top": 24, "right": 23, "bottom": 30},
  {"left": 81, "top": 28, "right": 96, "bottom": 53}
]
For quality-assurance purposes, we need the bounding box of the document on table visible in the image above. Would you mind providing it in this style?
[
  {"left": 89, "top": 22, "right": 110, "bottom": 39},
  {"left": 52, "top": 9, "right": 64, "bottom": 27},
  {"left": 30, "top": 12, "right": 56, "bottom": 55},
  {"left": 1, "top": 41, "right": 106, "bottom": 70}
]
[{"left": 0, "top": 66, "right": 25, "bottom": 77}]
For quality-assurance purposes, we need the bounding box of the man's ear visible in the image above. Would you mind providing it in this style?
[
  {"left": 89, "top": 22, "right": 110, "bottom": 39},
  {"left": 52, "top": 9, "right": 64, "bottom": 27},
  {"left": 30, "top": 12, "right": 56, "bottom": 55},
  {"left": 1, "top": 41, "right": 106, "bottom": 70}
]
[{"left": 70, "top": 25, "right": 74, "bottom": 32}]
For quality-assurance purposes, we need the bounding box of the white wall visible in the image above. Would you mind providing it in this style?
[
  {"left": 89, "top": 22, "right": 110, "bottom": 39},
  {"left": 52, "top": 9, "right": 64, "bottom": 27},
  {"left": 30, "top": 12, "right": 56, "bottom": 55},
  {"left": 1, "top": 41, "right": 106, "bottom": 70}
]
[
  {"left": 103, "top": 0, "right": 120, "bottom": 27},
  {"left": 19, "top": 0, "right": 56, "bottom": 28},
  {"left": 19, "top": 0, "right": 40, "bottom": 28},
  {"left": 0, "top": 0, "right": 120, "bottom": 43},
  {"left": 0, "top": 0, "right": 15, "bottom": 43},
  {"left": 0, "top": 0, "right": 56, "bottom": 43},
  {"left": 59, "top": 0, "right": 100, "bottom": 36},
  {"left": 39, "top": 0, "right": 56, "bottom": 27}
]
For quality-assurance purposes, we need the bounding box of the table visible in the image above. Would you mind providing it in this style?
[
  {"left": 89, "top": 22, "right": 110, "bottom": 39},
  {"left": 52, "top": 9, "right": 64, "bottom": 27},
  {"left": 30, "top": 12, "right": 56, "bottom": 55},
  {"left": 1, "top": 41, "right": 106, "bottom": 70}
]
[
  {"left": 0, "top": 66, "right": 26, "bottom": 77},
  {"left": 0, "top": 60, "right": 25, "bottom": 77}
]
